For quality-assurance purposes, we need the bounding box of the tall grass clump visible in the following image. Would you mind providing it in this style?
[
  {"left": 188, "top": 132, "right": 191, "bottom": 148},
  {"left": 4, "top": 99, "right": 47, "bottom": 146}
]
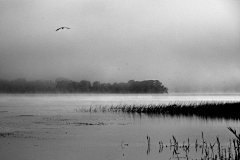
[
  {"left": 228, "top": 127, "right": 240, "bottom": 159},
  {"left": 149, "top": 128, "right": 240, "bottom": 160}
]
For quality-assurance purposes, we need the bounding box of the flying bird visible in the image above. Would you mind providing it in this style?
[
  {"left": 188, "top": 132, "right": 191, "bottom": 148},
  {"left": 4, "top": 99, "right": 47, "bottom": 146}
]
[{"left": 55, "top": 27, "right": 70, "bottom": 31}]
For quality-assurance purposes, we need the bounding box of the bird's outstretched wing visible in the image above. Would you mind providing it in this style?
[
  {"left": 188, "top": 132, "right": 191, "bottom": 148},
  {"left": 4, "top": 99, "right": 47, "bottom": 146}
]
[{"left": 55, "top": 27, "right": 70, "bottom": 31}]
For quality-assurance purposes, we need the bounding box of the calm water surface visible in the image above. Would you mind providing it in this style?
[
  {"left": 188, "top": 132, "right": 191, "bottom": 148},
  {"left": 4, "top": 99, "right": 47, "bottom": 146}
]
[{"left": 0, "top": 94, "right": 240, "bottom": 160}]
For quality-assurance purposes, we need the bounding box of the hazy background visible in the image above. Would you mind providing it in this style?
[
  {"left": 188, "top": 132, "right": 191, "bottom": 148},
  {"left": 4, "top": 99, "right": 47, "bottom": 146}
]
[{"left": 0, "top": 0, "right": 239, "bottom": 93}]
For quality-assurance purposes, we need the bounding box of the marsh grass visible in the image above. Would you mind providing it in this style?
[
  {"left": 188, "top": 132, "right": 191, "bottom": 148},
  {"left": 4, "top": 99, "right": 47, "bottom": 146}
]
[
  {"left": 107, "top": 101, "right": 240, "bottom": 119},
  {"left": 227, "top": 127, "right": 240, "bottom": 159},
  {"left": 74, "top": 105, "right": 109, "bottom": 113},
  {"left": 75, "top": 101, "right": 240, "bottom": 119},
  {"left": 145, "top": 127, "right": 240, "bottom": 160}
]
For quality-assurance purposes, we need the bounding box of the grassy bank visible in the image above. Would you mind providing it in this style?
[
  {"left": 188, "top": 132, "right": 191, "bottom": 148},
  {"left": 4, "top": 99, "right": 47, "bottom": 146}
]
[{"left": 108, "top": 101, "right": 240, "bottom": 119}]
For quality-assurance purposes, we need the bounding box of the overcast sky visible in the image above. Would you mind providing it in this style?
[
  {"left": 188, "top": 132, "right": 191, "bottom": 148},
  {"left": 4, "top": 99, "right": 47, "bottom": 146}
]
[{"left": 0, "top": 0, "right": 239, "bottom": 92}]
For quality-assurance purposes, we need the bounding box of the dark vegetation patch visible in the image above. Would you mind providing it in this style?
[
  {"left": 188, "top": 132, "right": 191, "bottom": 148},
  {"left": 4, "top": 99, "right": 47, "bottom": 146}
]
[
  {"left": 118, "top": 123, "right": 129, "bottom": 125},
  {"left": 18, "top": 115, "right": 35, "bottom": 117},
  {"left": 58, "top": 118, "right": 70, "bottom": 121},
  {"left": 0, "top": 111, "right": 8, "bottom": 113},
  {"left": 67, "top": 122, "right": 106, "bottom": 126},
  {"left": 0, "top": 131, "right": 50, "bottom": 140},
  {"left": 0, "top": 132, "right": 15, "bottom": 138},
  {"left": 108, "top": 101, "right": 240, "bottom": 120},
  {"left": 0, "top": 131, "right": 30, "bottom": 138},
  {"left": 35, "top": 121, "right": 49, "bottom": 124}
]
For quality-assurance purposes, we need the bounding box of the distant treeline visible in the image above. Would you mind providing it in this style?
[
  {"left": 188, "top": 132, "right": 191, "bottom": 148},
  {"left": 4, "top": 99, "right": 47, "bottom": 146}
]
[{"left": 0, "top": 78, "right": 168, "bottom": 94}]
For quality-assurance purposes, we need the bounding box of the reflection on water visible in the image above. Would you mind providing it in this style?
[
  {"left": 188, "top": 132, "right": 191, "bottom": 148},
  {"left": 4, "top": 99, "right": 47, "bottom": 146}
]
[{"left": 0, "top": 94, "right": 240, "bottom": 160}]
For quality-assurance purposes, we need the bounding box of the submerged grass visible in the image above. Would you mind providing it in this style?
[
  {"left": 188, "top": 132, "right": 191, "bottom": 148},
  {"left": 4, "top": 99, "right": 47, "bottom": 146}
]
[{"left": 108, "top": 101, "right": 240, "bottom": 119}]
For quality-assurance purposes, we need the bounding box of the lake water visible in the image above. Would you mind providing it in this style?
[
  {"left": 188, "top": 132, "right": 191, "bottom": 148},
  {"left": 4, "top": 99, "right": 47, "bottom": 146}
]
[{"left": 0, "top": 94, "right": 240, "bottom": 160}]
